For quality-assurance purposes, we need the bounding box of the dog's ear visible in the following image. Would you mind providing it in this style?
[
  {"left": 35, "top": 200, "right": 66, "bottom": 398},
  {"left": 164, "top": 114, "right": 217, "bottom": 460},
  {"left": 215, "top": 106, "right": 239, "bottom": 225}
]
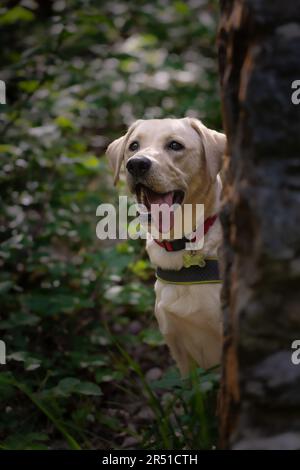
[
  {"left": 106, "top": 135, "right": 126, "bottom": 185},
  {"left": 188, "top": 118, "right": 227, "bottom": 181},
  {"left": 106, "top": 120, "right": 142, "bottom": 185}
]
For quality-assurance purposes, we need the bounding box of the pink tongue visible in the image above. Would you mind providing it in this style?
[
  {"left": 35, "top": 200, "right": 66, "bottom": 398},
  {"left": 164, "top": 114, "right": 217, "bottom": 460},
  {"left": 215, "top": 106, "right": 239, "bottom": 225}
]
[
  {"left": 146, "top": 189, "right": 174, "bottom": 207},
  {"left": 145, "top": 189, "right": 175, "bottom": 233}
]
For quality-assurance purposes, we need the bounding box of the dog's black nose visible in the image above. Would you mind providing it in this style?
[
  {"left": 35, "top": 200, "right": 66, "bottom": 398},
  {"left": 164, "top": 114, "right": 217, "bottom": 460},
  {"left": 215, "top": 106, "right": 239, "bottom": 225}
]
[{"left": 126, "top": 156, "right": 151, "bottom": 177}]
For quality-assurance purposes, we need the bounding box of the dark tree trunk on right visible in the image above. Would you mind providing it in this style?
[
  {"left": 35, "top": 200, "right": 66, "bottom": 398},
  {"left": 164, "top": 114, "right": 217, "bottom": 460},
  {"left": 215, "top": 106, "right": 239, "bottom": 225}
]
[{"left": 218, "top": 0, "right": 300, "bottom": 449}]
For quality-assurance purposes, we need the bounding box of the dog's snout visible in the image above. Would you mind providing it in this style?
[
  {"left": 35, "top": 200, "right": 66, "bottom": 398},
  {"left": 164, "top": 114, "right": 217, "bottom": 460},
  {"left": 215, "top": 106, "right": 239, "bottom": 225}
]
[{"left": 126, "top": 156, "right": 151, "bottom": 177}]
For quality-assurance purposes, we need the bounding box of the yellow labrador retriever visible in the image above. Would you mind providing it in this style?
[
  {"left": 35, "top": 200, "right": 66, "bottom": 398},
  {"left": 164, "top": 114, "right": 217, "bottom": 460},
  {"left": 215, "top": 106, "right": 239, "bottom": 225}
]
[{"left": 106, "top": 118, "right": 226, "bottom": 375}]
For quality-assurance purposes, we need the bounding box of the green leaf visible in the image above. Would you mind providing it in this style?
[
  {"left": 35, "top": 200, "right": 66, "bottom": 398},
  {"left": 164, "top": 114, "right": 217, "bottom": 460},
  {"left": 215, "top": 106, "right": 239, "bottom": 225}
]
[
  {"left": 150, "top": 367, "right": 182, "bottom": 390},
  {"left": 0, "top": 6, "right": 35, "bottom": 24},
  {"left": 54, "top": 378, "right": 102, "bottom": 397},
  {"left": 55, "top": 116, "right": 76, "bottom": 129},
  {"left": 81, "top": 155, "right": 100, "bottom": 169},
  {"left": 18, "top": 80, "right": 39, "bottom": 93},
  {"left": 174, "top": 1, "right": 190, "bottom": 15},
  {"left": 129, "top": 259, "right": 152, "bottom": 280},
  {"left": 0, "top": 281, "right": 13, "bottom": 294},
  {"left": 140, "top": 328, "right": 165, "bottom": 346},
  {"left": 7, "top": 351, "right": 41, "bottom": 371},
  {"left": 75, "top": 382, "right": 102, "bottom": 396},
  {"left": 55, "top": 377, "right": 81, "bottom": 396},
  {"left": 95, "top": 369, "right": 123, "bottom": 383},
  {"left": 0, "top": 313, "right": 40, "bottom": 329},
  {"left": 1, "top": 432, "right": 49, "bottom": 450}
]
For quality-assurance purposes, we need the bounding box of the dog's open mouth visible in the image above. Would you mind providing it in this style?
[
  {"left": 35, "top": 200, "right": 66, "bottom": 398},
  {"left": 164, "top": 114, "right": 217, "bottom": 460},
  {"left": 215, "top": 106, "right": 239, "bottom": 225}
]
[
  {"left": 135, "top": 184, "right": 185, "bottom": 212},
  {"left": 135, "top": 184, "right": 185, "bottom": 234}
]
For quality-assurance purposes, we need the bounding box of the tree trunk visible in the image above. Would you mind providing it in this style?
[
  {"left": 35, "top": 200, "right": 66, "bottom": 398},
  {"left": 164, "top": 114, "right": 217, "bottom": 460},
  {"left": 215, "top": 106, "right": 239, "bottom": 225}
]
[{"left": 218, "top": 0, "right": 300, "bottom": 449}]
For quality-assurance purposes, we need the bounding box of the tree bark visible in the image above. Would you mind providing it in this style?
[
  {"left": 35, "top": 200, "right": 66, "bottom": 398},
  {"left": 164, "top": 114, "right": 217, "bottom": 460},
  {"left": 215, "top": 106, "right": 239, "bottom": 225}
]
[{"left": 218, "top": 0, "right": 300, "bottom": 449}]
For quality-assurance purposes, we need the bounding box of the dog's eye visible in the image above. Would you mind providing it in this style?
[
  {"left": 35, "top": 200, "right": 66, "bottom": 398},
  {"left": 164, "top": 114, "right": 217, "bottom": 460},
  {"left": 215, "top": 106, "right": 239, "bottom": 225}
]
[
  {"left": 168, "top": 141, "right": 184, "bottom": 151},
  {"left": 129, "top": 141, "right": 139, "bottom": 152}
]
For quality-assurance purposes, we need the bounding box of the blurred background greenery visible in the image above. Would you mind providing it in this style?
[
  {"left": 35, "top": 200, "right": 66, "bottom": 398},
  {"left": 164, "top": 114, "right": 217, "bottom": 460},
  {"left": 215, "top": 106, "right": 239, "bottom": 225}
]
[{"left": 0, "top": 0, "right": 221, "bottom": 449}]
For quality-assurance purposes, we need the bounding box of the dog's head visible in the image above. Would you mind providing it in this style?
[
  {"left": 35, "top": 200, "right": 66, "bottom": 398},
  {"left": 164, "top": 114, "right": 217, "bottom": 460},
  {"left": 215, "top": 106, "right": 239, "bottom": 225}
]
[{"left": 106, "top": 118, "right": 226, "bottom": 222}]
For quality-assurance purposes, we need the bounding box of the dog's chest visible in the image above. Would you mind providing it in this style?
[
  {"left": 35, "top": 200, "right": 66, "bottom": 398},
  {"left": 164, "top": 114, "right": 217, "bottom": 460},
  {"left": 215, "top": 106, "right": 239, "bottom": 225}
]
[
  {"left": 145, "top": 221, "right": 222, "bottom": 345},
  {"left": 154, "top": 279, "right": 222, "bottom": 335}
]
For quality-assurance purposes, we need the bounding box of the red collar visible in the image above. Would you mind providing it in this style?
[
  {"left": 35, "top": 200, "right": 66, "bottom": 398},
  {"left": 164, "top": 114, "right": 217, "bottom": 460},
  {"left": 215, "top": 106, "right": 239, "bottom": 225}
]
[{"left": 154, "top": 214, "right": 218, "bottom": 252}]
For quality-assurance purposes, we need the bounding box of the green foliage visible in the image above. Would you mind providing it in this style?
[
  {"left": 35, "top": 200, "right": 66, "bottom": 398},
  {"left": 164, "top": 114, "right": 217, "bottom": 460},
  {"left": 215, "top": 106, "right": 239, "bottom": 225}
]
[
  {"left": 149, "top": 367, "right": 220, "bottom": 450},
  {"left": 0, "top": 0, "right": 221, "bottom": 450},
  {"left": 114, "top": 340, "right": 220, "bottom": 450}
]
